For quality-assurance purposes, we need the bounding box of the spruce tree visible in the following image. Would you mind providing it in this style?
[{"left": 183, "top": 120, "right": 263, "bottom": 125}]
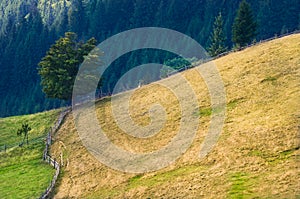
[
  {"left": 232, "top": 0, "right": 257, "bottom": 48},
  {"left": 38, "top": 32, "right": 97, "bottom": 101},
  {"left": 208, "top": 12, "right": 228, "bottom": 57}
]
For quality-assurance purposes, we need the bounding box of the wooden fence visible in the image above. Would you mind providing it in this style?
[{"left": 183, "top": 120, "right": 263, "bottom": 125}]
[
  {"left": 40, "top": 108, "right": 70, "bottom": 199},
  {"left": 0, "top": 135, "right": 45, "bottom": 153}
]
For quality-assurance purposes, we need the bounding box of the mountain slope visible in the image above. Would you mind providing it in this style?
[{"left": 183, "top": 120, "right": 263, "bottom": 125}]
[{"left": 51, "top": 34, "right": 300, "bottom": 198}]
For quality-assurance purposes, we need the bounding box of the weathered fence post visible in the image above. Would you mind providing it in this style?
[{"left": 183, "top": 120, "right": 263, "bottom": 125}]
[{"left": 48, "top": 155, "right": 51, "bottom": 165}]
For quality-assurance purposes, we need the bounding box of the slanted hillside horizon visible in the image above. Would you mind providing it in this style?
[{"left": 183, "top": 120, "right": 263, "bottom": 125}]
[{"left": 46, "top": 34, "right": 300, "bottom": 198}]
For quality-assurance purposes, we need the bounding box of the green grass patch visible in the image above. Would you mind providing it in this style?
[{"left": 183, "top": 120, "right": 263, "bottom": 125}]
[
  {"left": 228, "top": 172, "right": 256, "bottom": 199},
  {"left": 248, "top": 147, "right": 298, "bottom": 165},
  {"left": 0, "top": 109, "right": 60, "bottom": 148},
  {"left": 0, "top": 142, "right": 55, "bottom": 199},
  {"left": 279, "top": 147, "right": 299, "bottom": 156},
  {"left": 0, "top": 110, "right": 61, "bottom": 198},
  {"left": 194, "top": 105, "right": 226, "bottom": 117},
  {"left": 198, "top": 107, "right": 212, "bottom": 117},
  {"left": 248, "top": 149, "right": 264, "bottom": 157},
  {"left": 128, "top": 174, "right": 143, "bottom": 184},
  {"left": 261, "top": 76, "right": 277, "bottom": 83},
  {"left": 267, "top": 147, "right": 299, "bottom": 165},
  {"left": 126, "top": 164, "right": 207, "bottom": 190},
  {"left": 85, "top": 186, "right": 121, "bottom": 199},
  {"left": 227, "top": 98, "right": 244, "bottom": 110}
]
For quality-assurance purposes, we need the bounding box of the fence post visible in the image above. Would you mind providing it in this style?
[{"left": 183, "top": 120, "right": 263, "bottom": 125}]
[
  {"left": 48, "top": 132, "right": 51, "bottom": 145},
  {"left": 45, "top": 143, "right": 48, "bottom": 156},
  {"left": 4, "top": 144, "right": 6, "bottom": 152}
]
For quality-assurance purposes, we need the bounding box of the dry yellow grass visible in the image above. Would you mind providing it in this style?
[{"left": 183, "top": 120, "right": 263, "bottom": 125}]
[{"left": 51, "top": 34, "right": 300, "bottom": 198}]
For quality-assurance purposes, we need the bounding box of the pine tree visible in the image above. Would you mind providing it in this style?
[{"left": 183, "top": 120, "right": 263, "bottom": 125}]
[
  {"left": 38, "top": 32, "right": 97, "bottom": 101},
  {"left": 232, "top": 0, "right": 257, "bottom": 48},
  {"left": 208, "top": 12, "right": 228, "bottom": 57}
]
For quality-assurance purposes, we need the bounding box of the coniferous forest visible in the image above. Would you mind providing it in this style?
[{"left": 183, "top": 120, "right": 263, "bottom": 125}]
[{"left": 0, "top": 0, "right": 299, "bottom": 117}]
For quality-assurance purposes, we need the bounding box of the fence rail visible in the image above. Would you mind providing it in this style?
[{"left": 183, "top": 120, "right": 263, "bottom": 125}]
[
  {"left": 0, "top": 134, "right": 47, "bottom": 152},
  {"left": 40, "top": 108, "right": 70, "bottom": 199}
]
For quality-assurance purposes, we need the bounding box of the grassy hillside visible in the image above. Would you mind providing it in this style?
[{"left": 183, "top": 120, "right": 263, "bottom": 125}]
[
  {"left": 0, "top": 109, "right": 60, "bottom": 199},
  {"left": 0, "top": 110, "right": 59, "bottom": 148},
  {"left": 51, "top": 34, "right": 300, "bottom": 198}
]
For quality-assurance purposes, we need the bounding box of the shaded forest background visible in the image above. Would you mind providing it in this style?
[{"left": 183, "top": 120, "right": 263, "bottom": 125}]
[{"left": 0, "top": 0, "right": 299, "bottom": 117}]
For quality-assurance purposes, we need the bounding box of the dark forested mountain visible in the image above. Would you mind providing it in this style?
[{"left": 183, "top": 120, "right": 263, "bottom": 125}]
[{"left": 0, "top": 0, "right": 299, "bottom": 117}]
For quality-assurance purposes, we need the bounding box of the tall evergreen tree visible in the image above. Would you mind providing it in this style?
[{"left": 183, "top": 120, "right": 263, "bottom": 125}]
[
  {"left": 232, "top": 0, "right": 257, "bottom": 47},
  {"left": 208, "top": 12, "right": 228, "bottom": 57},
  {"left": 38, "top": 32, "right": 96, "bottom": 101}
]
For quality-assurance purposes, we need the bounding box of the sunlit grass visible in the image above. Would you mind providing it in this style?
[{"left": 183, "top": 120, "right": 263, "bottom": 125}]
[
  {"left": 51, "top": 34, "right": 300, "bottom": 198},
  {"left": 0, "top": 110, "right": 60, "bottom": 198},
  {"left": 0, "top": 109, "right": 60, "bottom": 147}
]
